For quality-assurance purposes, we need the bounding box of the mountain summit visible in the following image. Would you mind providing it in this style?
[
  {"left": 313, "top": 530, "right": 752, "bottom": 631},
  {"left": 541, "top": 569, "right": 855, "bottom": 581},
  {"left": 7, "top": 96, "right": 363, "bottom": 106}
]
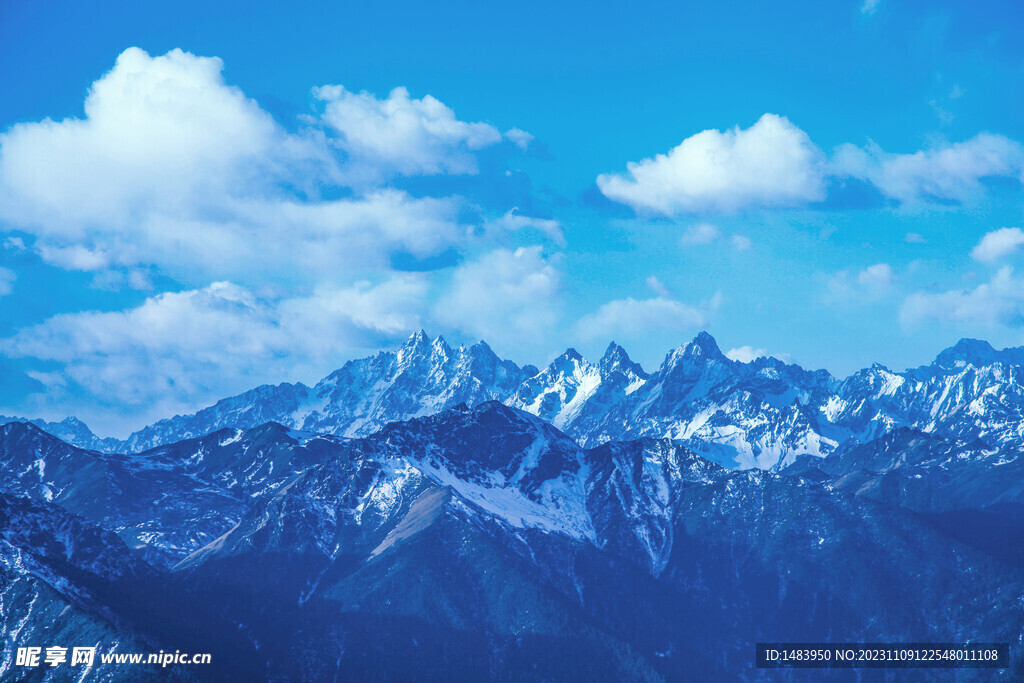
[{"left": 16, "top": 331, "right": 1024, "bottom": 472}]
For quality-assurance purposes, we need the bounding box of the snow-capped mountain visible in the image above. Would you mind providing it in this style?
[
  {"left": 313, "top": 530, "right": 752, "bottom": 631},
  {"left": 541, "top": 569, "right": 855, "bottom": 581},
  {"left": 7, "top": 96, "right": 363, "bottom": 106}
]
[
  {"left": 117, "top": 331, "right": 535, "bottom": 452},
  {"left": 507, "top": 342, "right": 648, "bottom": 433},
  {"left": 14, "top": 330, "right": 1024, "bottom": 475},
  {"left": 564, "top": 332, "right": 839, "bottom": 468},
  {"left": 1, "top": 402, "right": 1021, "bottom": 679}
]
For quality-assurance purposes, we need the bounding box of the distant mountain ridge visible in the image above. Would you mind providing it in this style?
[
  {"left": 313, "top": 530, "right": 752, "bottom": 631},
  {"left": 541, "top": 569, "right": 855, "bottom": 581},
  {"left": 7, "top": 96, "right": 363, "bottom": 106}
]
[{"left": 10, "top": 330, "right": 1024, "bottom": 471}]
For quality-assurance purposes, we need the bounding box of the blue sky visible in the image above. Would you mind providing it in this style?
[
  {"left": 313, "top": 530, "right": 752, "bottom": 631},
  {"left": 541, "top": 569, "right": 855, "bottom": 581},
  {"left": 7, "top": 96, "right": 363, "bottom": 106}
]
[{"left": 1, "top": 0, "right": 1023, "bottom": 435}]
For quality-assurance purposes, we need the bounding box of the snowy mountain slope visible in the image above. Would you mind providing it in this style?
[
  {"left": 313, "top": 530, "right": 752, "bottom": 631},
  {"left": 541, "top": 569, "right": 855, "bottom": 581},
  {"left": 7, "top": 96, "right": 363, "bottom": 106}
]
[
  {"left": 0, "top": 401, "right": 1022, "bottom": 679},
  {"left": 115, "top": 332, "right": 536, "bottom": 452},
  {"left": 565, "top": 333, "right": 840, "bottom": 469},
  {"left": 507, "top": 342, "right": 648, "bottom": 436},
  {"left": 10, "top": 330, "right": 1024, "bottom": 476}
]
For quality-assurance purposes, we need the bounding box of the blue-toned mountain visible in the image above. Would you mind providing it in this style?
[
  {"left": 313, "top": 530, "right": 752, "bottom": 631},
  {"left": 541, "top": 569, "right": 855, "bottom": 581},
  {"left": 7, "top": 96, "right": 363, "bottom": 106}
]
[
  {"left": 11, "top": 331, "right": 1024, "bottom": 476},
  {"left": 1, "top": 402, "right": 1021, "bottom": 679}
]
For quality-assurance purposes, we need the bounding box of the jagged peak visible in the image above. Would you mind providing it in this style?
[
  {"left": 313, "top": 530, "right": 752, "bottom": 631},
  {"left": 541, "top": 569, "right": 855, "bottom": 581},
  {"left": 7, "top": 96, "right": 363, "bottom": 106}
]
[
  {"left": 560, "top": 347, "right": 585, "bottom": 362},
  {"left": 665, "top": 331, "right": 726, "bottom": 366},
  {"left": 468, "top": 338, "right": 497, "bottom": 358},
  {"left": 599, "top": 341, "right": 648, "bottom": 378},
  {"left": 539, "top": 348, "right": 592, "bottom": 376},
  {"left": 688, "top": 331, "right": 722, "bottom": 354},
  {"left": 397, "top": 329, "right": 433, "bottom": 363},
  {"left": 601, "top": 341, "right": 627, "bottom": 362},
  {"left": 402, "top": 329, "right": 430, "bottom": 348},
  {"left": 431, "top": 334, "right": 453, "bottom": 358}
]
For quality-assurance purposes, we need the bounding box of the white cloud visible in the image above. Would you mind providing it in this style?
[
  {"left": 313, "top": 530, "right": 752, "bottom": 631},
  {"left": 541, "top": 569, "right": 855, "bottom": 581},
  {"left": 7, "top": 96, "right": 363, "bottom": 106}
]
[
  {"left": 435, "top": 247, "right": 561, "bottom": 343},
  {"left": 489, "top": 208, "right": 564, "bottom": 245},
  {"left": 597, "top": 114, "right": 826, "bottom": 214},
  {"left": 904, "top": 232, "right": 927, "bottom": 244},
  {"left": 970, "top": 227, "right": 1024, "bottom": 263},
  {"left": 832, "top": 133, "right": 1024, "bottom": 204},
  {"left": 575, "top": 295, "right": 715, "bottom": 340},
  {"left": 0, "top": 48, "right": 510, "bottom": 282},
  {"left": 679, "top": 223, "right": 720, "bottom": 246},
  {"left": 313, "top": 84, "right": 502, "bottom": 182},
  {"left": 278, "top": 277, "right": 428, "bottom": 350},
  {"left": 861, "top": 0, "right": 881, "bottom": 15},
  {"left": 0, "top": 278, "right": 426, "bottom": 433},
  {"left": 0, "top": 267, "right": 14, "bottom": 297},
  {"left": 826, "top": 263, "right": 896, "bottom": 305},
  {"left": 0, "top": 48, "right": 296, "bottom": 233},
  {"left": 646, "top": 275, "right": 673, "bottom": 298},
  {"left": 504, "top": 128, "right": 534, "bottom": 150},
  {"left": 726, "top": 346, "right": 769, "bottom": 363},
  {"left": 901, "top": 266, "right": 1024, "bottom": 328}
]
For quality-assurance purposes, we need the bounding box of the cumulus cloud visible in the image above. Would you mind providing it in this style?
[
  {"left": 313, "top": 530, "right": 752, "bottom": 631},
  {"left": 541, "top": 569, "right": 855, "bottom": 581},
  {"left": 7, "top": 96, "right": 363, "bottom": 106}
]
[
  {"left": 0, "top": 48, "right": 519, "bottom": 283},
  {"left": 726, "top": 346, "right": 768, "bottom": 363},
  {"left": 434, "top": 247, "right": 561, "bottom": 343},
  {"left": 313, "top": 84, "right": 503, "bottom": 182},
  {"left": 832, "top": 133, "right": 1024, "bottom": 204},
  {"left": 970, "top": 227, "right": 1024, "bottom": 263},
  {"left": 904, "top": 232, "right": 927, "bottom": 244},
  {"left": 597, "top": 114, "right": 826, "bottom": 215},
  {"left": 901, "top": 266, "right": 1024, "bottom": 328},
  {"left": 575, "top": 294, "right": 719, "bottom": 341},
  {"left": 0, "top": 48, "right": 299, "bottom": 232},
  {"left": 0, "top": 278, "right": 427, "bottom": 431},
  {"left": 600, "top": 114, "right": 1024, "bottom": 216}
]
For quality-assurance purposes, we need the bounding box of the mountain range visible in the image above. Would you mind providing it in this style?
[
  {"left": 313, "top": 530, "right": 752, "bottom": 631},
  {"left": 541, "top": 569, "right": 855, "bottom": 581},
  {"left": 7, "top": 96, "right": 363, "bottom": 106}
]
[
  {"left": 1, "top": 332, "right": 1023, "bottom": 679},
  {"left": 11, "top": 330, "right": 1024, "bottom": 472}
]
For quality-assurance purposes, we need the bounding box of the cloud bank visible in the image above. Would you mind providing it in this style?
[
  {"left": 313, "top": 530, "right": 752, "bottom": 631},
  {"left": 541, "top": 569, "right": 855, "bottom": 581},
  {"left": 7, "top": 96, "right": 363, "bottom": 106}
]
[{"left": 596, "top": 114, "right": 827, "bottom": 215}]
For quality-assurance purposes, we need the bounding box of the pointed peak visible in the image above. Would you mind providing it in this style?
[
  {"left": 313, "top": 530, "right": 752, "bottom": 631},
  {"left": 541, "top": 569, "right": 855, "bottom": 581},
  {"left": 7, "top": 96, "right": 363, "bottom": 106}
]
[
  {"left": 601, "top": 341, "right": 627, "bottom": 360},
  {"left": 404, "top": 329, "right": 430, "bottom": 346},
  {"left": 431, "top": 334, "right": 452, "bottom": 355},
  {"left": 682, "top": 331, "right": 724, "bottom": 359},
  {"left": 397, "top": 329, "right": 433, "bottom": 364},
  {"left": 467, "top": 339, "right": 499, "bottom": 362},
  {"left": 539, "top": 348, "right": 589, "bottom": 375},
  {"left": 599, "top": 341, "right": 647, "bottom": 378},
  {"left": 560, "top": 347, "right": 584, "bottom": 362}
]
